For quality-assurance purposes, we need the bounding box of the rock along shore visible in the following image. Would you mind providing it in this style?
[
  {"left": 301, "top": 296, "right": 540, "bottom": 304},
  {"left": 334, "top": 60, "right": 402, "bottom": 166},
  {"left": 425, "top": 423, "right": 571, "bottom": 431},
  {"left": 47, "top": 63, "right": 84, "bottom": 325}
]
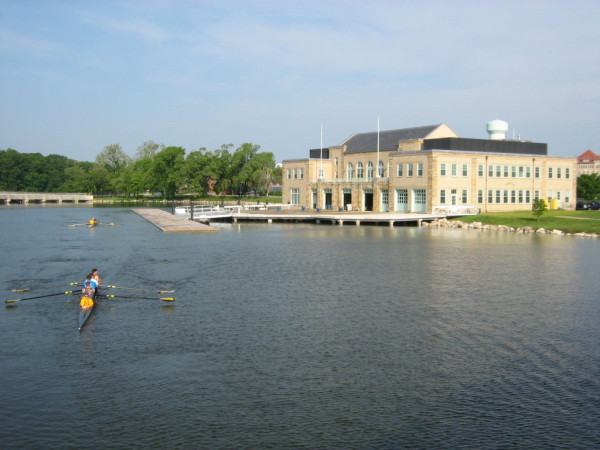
[{"left": 421, "top": 217, "right": 599, "bottom": 238}]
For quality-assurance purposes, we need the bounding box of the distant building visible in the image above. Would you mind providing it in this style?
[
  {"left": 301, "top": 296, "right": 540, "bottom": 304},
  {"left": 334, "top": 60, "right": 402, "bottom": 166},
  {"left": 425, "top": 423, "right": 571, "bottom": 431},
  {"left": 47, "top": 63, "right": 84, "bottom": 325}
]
[
  {"left": 282, "top": 122, "right": 577, "bottom": 213},
  {"left": 576, "top": 149, "right": 600, "bottom": 177}
]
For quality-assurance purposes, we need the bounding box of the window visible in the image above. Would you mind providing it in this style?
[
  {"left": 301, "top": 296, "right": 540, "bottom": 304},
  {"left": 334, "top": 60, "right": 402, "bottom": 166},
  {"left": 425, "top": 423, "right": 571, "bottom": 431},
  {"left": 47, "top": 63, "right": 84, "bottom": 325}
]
[
  {"left": 556, "top": 191, "right": 561, "bottom": 200},
  {"left": 504, "top": 165, "right": 509, "bottom": 177},
  {"left": 518, "top": 166, "right": 524, "bottom": 178},
  {"left": 512, "top": 166, "right": 517, "bottom": 178},
  {"left": 535, "top": 167, "right": 540, "bottom": 178},
  {"left": 496, "top": 166, "right": 501, "bottom": 177},
  {"left": 496, "top": 190, "right": 501, "bottom": 203},
  {"left": 318, "top": 168, "right": 324, "bottom": 179},
  {"left": 511, "top": 190, "right": 516, "bottom": 203},
  {"left": 462, "top": 190, "right": 468, "bottom": 203},
  {"left": 290, "top": 188, "right": 300, "bottom": 205},
  {"left": 488, "top": 190, "right": 493, "bottom": 203},
  {"left": 566, "top": 168, "right": 570, "bottom": 179},
  {"left": 366, "top": 162, "right": 373, "bottom": 180},
  {"left": 357, "top": 162, "right": 363, "bottom": 179},
  {"left": 478, "top": 190, "right": 483, "bottom": 203},
  {"left": 396, "top": 163, "right": 403, "bottom": 177},
  {"left": 525, "top": 191, "right": 531, "bottom": 204},
  {"left": 518, "top": 190, "right": 523, "bottom": 203},
  {"left": 526, "top": 166, "right": 531, "bottom": 178},
  {"left": 548, "top": 167, "right": 553, "bottom": 178},
  {"left": 488, "top": 165, "right": 494, "bottom": 177},
  {"left": 299, "top": 169, "right": 304, "bottom": 180},
  {"left": 440, "top": 189, "right": 446, "bottom": 204},
  {"left": 440, "top": 163, "right": 447, "bottom": 176},
  {"left": 557, "top": 168, "right": 562, "bottom": 179},
  {"left": 293, "top": 168, "right": 297, "bottom": 179},
  {"left": 417, "top": 163, "right": 423, "bottom": 177},
  {"left": 534, "top": 190, "right": 540, "bottom": 200},
  {"left": 451, "top": 164, "right": 457, "bottom": 176},
  {"left": 378, "top": 161, "right": 385, "bottom": 177},
  {"left": 462, "top": 164, "right": 468, "bottom": 177},
  {"left": 478, "top": 164, "right": 484, "bottom": 177},
  {"left": 407, "top": 163, "right": 414, "bottom": 177},
  {"left": 504, "top": 190, "right": 509, "bottom": 203},
  {"left": 287, "top": 169, "right": 291, "bottom": 179},
  {"left": 565, "top": 190, "right": 571, "bottom": 203},
  {"left": 347, "top": 163, "right": 353, "bottom": 180}
]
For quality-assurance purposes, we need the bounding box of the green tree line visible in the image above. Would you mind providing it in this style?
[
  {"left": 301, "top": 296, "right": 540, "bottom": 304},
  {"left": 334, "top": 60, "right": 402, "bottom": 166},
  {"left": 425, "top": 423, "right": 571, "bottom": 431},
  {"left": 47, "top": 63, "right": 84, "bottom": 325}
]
[{"left": 0, "top": 141, "right": 282, "bottom": 200}]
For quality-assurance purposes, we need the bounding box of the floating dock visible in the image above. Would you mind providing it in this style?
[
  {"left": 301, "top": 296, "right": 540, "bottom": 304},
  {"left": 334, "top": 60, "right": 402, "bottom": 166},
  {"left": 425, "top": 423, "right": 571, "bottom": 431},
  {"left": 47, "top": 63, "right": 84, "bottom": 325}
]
[{"left": 133, "top": 209, "right": 217, "bottom": 232}]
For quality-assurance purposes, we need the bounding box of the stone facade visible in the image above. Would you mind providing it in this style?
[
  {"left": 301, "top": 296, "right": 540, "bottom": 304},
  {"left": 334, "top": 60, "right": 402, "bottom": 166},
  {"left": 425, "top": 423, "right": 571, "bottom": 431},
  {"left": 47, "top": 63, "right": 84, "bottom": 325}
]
[{"left": 283, "top": 124, "right": 577, "bottom": 213}]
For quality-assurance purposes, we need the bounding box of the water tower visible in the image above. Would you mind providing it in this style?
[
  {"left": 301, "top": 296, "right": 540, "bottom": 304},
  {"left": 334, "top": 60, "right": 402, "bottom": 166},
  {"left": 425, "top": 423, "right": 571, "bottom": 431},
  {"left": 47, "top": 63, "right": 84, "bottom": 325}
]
[{"left": 486, "top": 120, "right": 508, "bottom": 140}]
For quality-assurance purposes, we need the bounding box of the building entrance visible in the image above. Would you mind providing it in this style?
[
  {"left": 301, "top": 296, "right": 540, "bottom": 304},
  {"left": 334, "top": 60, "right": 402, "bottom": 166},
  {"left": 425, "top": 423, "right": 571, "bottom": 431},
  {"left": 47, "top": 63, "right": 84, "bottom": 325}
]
[
  {"left": 343, "top": 192, "right": 352, "bottom": 210},
  {"left": 364, "top": 191, "right": 373, "bottom": 211}
]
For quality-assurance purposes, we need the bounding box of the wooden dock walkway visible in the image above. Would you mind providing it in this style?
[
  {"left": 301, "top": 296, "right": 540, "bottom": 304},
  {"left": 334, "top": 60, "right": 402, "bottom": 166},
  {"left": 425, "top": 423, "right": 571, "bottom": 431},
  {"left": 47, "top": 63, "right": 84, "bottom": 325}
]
[{"left": 133, "top": 209, "right": 217, "bottom": 232}]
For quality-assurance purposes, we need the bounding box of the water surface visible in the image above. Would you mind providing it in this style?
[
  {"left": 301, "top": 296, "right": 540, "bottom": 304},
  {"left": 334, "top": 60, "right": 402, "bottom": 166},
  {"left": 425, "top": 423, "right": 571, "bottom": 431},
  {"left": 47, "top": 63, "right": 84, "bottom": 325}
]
[{"left": 1, "top": 206, "right": 599, "bottom": 448}]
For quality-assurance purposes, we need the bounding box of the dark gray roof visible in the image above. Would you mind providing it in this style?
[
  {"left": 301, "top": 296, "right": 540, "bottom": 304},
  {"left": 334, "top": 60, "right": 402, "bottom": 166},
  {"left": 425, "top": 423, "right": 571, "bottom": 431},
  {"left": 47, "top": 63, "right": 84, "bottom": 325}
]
[{"left": 341, "top": 124, "right": 443, "bottom": 154}]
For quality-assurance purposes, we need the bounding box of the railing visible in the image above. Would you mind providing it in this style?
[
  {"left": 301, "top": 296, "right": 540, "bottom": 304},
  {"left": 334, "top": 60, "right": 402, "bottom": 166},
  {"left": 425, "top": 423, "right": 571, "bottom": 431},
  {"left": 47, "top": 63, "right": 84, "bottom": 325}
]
[
  {"left": 309, "top": 177, "right": 390, "bottom": 184},
  {"left": 432, "top": 205, "right": 480, "bottom": 215}
]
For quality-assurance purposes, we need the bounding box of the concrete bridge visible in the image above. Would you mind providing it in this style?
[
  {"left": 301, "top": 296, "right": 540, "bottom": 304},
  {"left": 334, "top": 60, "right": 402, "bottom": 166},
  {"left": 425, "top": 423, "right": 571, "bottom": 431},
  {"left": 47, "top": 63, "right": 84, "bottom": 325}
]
[{"left": 0, "top": 191, "right": 93, "bottom": 204}]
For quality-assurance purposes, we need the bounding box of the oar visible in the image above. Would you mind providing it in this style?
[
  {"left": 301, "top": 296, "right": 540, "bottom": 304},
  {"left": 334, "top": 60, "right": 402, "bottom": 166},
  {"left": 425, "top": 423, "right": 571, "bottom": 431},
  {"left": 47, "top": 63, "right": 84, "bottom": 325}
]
[
  {"left": 103, "top": 285, "right": 174, "bottom": 294},
  {"left": 98, "top": 222, "right": 116, "bottom": 226},
  {"left": 12, "top": 282, "right": 79, "bottom": 293},
  {"left": 101, "top": 294, "right": 175, "bottom": 302},
  {"left": 6, "top": 291, "right": 78, "bottom": 304}
]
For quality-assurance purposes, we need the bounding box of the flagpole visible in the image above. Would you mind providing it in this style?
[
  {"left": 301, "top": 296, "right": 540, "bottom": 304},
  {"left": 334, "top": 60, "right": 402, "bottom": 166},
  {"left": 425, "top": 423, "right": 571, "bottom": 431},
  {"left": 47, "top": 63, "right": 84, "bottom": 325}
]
[
  {"left": 320, "top": 124, "right": 323, "bottom": 179},
  {"left": 376, "top": 117, "right": 380, "bottom": 178}
]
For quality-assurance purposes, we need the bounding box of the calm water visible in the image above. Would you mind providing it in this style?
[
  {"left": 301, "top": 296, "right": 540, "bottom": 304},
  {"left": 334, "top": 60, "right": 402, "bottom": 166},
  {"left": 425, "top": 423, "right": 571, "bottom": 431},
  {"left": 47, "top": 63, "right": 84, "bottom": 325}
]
[{"left": 1, "top": 206, "right": 599, "bottom": 449}]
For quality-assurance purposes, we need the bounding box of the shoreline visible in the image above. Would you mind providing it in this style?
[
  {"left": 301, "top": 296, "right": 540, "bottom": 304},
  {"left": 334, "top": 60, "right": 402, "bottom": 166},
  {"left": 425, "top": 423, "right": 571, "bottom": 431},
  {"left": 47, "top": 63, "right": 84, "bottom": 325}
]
[{"left": 422, "top": 217, "right": 599, "bottom": 238}]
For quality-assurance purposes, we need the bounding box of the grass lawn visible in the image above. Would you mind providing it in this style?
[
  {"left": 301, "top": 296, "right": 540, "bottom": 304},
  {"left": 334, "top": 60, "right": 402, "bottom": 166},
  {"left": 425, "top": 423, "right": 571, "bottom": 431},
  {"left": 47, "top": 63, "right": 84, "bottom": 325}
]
[{"left": 454, "top": 210, "right": 600, "bottom": 234}]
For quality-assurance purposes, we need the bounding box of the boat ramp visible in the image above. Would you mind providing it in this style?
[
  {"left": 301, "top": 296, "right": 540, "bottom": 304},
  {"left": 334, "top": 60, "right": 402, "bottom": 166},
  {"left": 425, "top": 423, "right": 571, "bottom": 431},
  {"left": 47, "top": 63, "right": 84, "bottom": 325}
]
[{"left": 133, "top": 209, "right": 217, "bottom": 232}]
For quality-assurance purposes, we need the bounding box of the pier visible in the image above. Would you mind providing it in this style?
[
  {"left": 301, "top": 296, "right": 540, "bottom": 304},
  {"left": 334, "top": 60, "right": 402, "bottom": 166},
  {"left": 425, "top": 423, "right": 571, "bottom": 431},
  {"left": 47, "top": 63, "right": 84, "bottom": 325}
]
[
  {"left": 0, "top": 191, "right": 93, "bottom": 204},
  {"left": 133, "top": 209, "right": 217, "bottom": 232},
  {"left": 230, "top": 210, "right": 448, "bottom": 227}
]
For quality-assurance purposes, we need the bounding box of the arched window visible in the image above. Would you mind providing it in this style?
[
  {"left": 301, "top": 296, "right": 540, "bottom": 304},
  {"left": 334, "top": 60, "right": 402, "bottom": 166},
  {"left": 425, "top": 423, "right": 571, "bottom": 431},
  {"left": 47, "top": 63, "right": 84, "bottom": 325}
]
[
  {"left": 357, "top": 162, "right": 364, "bottom": 179},
  {"left": 367, "top": 162, "right": 374, "bottom": 181},
  {"left": 378, "top": 161, "right": 385, "bottom": 177},
  {"left": 347, "top": 163, "right": 354, "bottom": 180}
]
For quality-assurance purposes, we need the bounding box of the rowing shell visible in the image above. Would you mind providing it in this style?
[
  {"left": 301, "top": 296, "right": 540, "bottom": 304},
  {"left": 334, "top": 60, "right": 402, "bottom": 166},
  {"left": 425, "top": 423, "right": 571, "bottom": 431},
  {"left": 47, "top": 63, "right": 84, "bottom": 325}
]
[{"left": 78, "top": 289, "right": 98, "bottom": 331}]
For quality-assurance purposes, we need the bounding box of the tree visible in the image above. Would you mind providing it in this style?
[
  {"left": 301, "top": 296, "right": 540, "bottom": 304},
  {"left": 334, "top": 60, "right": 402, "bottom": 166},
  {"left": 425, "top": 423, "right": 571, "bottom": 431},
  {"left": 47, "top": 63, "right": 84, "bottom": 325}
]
[
  {"left": 577, "top": 173, "right": 600, "bottom": 202},
  {"left": 532, "top": 198, "right": 547, "bottom": 221},
  {"left": 209, "top": 144, "right": 234, "bottom": 195},
  {"left": 185, "top": 148, "right": 213, "bottom": 196},
  {"left": 136, "top": 140, "right": 162, "bottom": 160},
  {"left": 152, "top": 146, "right": 186, "bottom": 199},
  {"left": 96, "top": 144, "right": 132, "bottom": 174}
]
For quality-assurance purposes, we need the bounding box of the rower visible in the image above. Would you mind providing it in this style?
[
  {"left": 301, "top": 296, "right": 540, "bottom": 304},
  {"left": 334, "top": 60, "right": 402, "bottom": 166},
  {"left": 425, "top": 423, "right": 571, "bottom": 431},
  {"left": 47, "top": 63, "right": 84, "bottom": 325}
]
[
  {"left": 80, "top": 281, "right": 95, "bottom": 308},
  {"left": 89, "top": 218, "right": 97, "bottom": 226},
  {"left": 83, "top": 273, "right": 98, "bottom": 293},
  {"left": 91, "top": 268, "right": 101, "bottom": 287}
]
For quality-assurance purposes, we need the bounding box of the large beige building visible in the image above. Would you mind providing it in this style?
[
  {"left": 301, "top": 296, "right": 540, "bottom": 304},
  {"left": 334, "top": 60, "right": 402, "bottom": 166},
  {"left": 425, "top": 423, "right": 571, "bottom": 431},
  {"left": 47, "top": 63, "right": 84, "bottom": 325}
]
[
  {"left": 576, "top": 150, "right": 600, "bottom": 177},
  {"left": 282, "top": 123, "right": 577, "bottom": 213}
]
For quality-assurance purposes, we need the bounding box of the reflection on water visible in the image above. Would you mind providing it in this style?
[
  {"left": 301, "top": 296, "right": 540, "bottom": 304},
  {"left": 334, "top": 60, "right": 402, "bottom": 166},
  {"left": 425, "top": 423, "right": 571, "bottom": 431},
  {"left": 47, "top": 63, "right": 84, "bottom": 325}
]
[{"left": 1, "top": 207, "right": 599, "bottom": 448}]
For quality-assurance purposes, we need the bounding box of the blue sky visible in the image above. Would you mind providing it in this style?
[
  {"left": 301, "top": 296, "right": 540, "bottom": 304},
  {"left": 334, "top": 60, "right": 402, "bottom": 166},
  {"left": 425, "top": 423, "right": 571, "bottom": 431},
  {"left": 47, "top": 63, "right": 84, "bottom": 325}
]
[{"left": 1, "top": 0, "right": 598, "bottom": 163}]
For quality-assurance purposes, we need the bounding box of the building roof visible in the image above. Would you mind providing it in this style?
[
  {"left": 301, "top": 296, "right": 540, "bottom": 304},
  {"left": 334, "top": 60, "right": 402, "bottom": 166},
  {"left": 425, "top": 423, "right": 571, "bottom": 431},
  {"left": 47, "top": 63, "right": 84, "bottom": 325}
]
[
  {"left": 340, "top": 124, "right": 447, "bottom": 154},
  {"left": 577, "top": 149, "right": 599, "bottom": 162}
]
